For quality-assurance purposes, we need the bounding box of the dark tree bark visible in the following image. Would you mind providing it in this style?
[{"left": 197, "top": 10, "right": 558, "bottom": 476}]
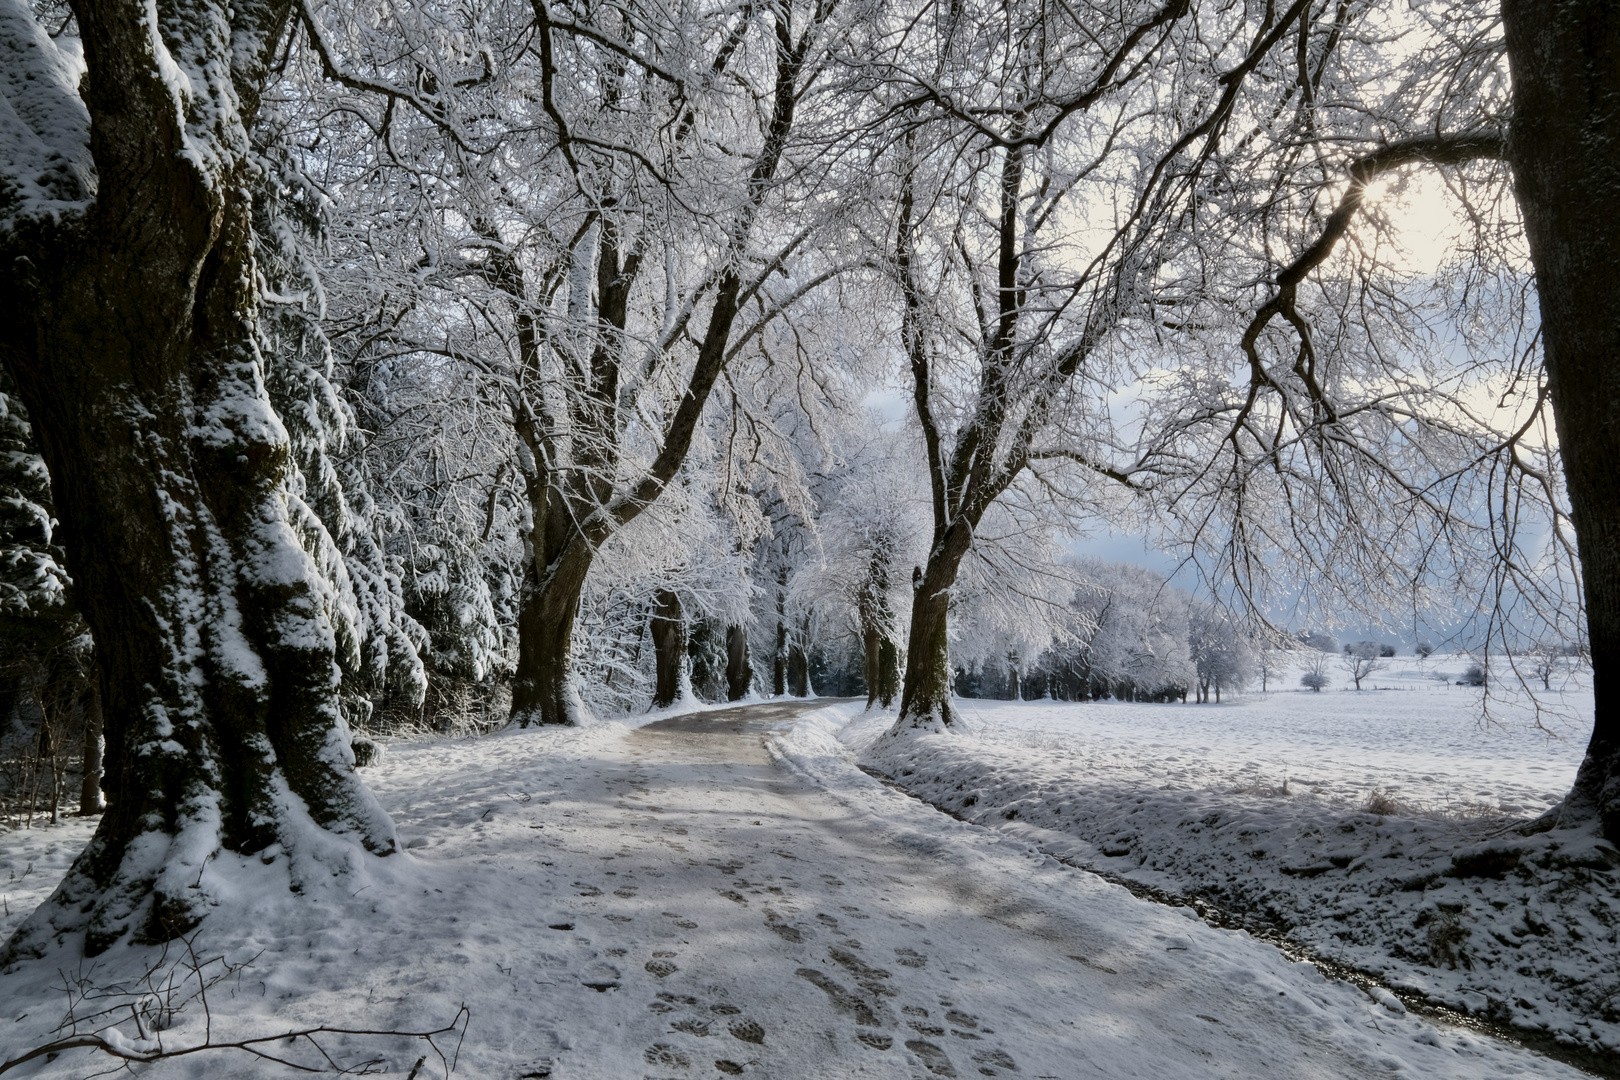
[
  {"left": 788, "top": 637, "right": 809, "bottom": 697},
  {"left": 511, "top": 545, "right": 592, "bottom": 727},
  {"left": 876, "top": 637, "right": 899, "bottom": 708},
  {"left": 726, "top": 624, "right": 751, "bottom": 700},
  {"left": 0, "top": 0, "right": 396, "bottom": 957},
  {"left": 1502, "top": 0, "right": 1620, "bottom": 843},
  {"left": 773, "top": 568, "right": 788, "bottom": 696},
  {"left": 858, "top": 543, "right": 899, "bottom": 709},
  {"left": 650, "top": 590, "right": 686, "bottom": 709},
  {"left": 896, "top": 546, "right": 964, "bottom": 726},
  {"left": 77, "top": 677, "right": 103, "bottom": 816},
  {"left": 863, "top": 626, "right": 882, "bottom": 708}
]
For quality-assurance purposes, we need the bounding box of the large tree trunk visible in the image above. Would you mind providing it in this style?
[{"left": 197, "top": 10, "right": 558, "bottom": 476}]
[
  {"left": 1502, "top": 0, "right": 1620, "bottom": 843},
  {"left": 650, "top": 590, "right": 686, "bottom": 709},
  {"left": 0, "top": 0, "right": 396, "bottom": 958},
  {"left": 511, "top": 545, "right": 591, "bottom": 726},
  {"left": 896, "top": 571, "right": 954, "bottom": 729},
  {"left": 893, "top": 515, "right": 978, "bottom": 731},
  {"left": 726, "top": 625, "right": 751, "bottom": 700}
]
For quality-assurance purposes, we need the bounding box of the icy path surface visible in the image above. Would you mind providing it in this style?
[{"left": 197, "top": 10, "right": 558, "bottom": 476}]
[{"left": 0, "top": 699, "right": 1591, "bottom": 1079}]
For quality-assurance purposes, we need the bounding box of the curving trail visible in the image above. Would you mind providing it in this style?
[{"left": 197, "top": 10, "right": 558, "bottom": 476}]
[
  {"left": 0, "top": 699, "right": 1584, "bottom": 1079},
  {"left": 388, "top": 698, "right": 1573, "bottom": 1079}
]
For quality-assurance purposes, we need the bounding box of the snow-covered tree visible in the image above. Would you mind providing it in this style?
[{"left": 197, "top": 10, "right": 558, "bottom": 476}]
[
  {"left": 1061, "top": 561, "right": 1194, "bottom": 703},
  {"left": 1189, "top": 606, "right": 1255, "bottom": 703},
  {"left": 1, "top": 0, "right": 399, "bottom": 956},
  {"left": 1301, "top": 655, "right": 1331, "bottom": 693},
  {"left": 1341, "top": 642, "right": 1387, "bottom": 691}
]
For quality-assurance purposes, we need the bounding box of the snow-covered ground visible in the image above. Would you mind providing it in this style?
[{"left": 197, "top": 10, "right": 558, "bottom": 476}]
[
  {"left": 0, "top": 692, "right": 1603, "bottom": 1079},
  {"left": 843, "top": 656, "right": 1619, "bottom": 1059}
]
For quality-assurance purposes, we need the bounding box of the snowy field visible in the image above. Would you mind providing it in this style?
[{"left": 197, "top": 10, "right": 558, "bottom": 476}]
[
  {"left": 0, "top": 694, "right": 1603, "bottom": 1079},
  {"left": 840, "top": 656, "right": 1619, "bottom": 1058}
]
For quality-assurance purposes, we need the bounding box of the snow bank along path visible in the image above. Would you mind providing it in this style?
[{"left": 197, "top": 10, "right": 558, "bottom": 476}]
[
  {"left": 844, "top": 685, "right": 1619, "bottom": 1061},
  {"left": 0, "top": 699, "right": 1589, "bottom": 1078}
]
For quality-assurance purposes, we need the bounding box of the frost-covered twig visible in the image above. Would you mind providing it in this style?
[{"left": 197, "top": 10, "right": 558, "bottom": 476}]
[{"left": 1, "top": 934, "right": 468, "bottom": 1076}]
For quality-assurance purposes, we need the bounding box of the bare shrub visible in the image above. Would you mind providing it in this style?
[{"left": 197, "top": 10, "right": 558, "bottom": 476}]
[
  {"left": 1363, "top": 788, "right": 1410, "bottom": 816},
  {"left": 1233, "top": 776, "right": 1292, "bottom": 797},
  {"left": 1300, "top": 652, "right": 1331, "bottom": 692},
  {"left": 1424, "top": 907, "right": 1472, "bottom": 970}
]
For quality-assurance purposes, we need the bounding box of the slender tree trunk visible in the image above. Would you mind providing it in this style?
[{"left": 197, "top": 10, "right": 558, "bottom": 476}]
[
  {"left": 650, "top": 590, "right": 686, "bottom": 709},
  {"left": 773, "top": 572, "right": 788, "bottom": 696},
  {"left": 78, "top": 678, "right": 104, "bottom": 815},
  {"left": 863, "top": 626, "right": 882, "bottom": 708},
  {"left": 789, "top": 640, "right": 809, "bottom": 697},
  {"left": 1503, "top": 0, "right": 1620, "bottom": 842},
  {"left": 877, "top": 637, "right": 899, "bottom": 708},
  {"left": 726, "top": 625, "right": 751, "bottom": 700}
]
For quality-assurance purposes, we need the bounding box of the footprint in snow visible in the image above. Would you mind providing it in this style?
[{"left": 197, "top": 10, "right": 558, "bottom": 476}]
[
  {"left": 648, "top": 991, "right": 697, "bottom": 1014},
  {"left": 829, "top": 946, "right": 895, "bottom": 997},
  {"left": 644, "top": 1043, "right": 690, "bottom": 1068},
  {"left": 728, "top": 1019, "right": 765, "bottom": 1044},
  {"left": 795, "top": 967, "right": 882, "bottom": 1027},
  {"left": 580, "top": 962, "right": 620, "bottom": 992},
  {"left": 894, "top": 947, "right": 927, "bottom": 968},
  {"left": 906, "top": 1039, "right": 957, "bottom": 1077},
  {"left": 972, "top": 1048, "right": 1018, "bottom": 1075},
  {"left": 764, "top": 910, "right": 805, "bottom": 942}
]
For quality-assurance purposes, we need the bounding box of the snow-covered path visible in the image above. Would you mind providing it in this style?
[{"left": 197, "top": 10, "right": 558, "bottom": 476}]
[{"left": 0, "top": 700, "right": 1589, "bottom": 1079}]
